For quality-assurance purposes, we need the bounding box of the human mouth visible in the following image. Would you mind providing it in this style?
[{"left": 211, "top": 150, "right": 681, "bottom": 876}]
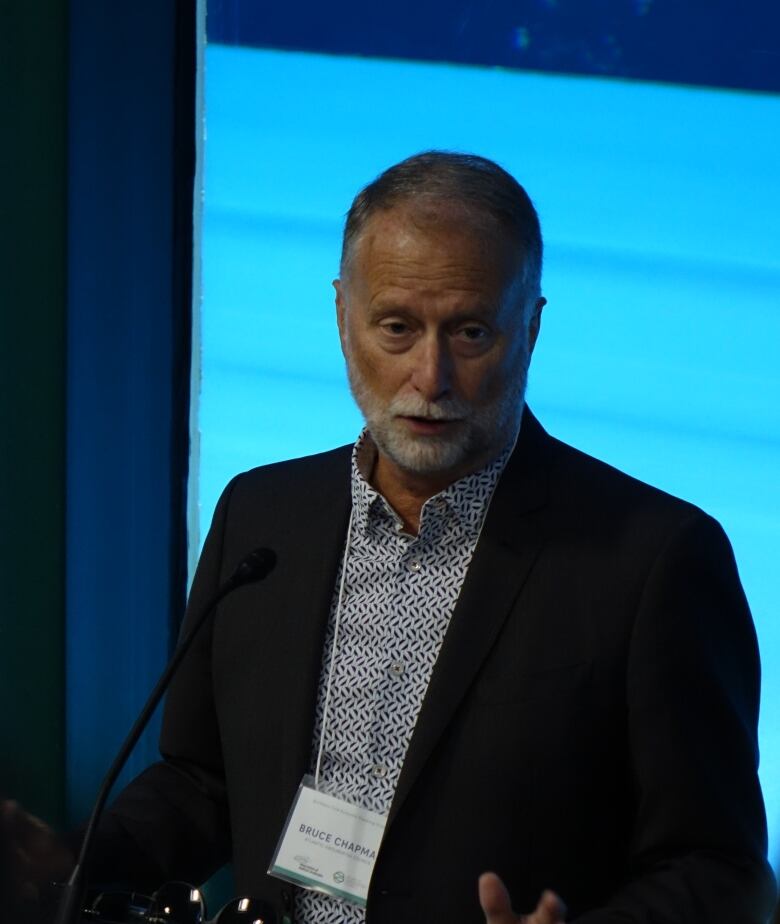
[{"left": 398, "top": 415, "right": 462, "bottom": 436}]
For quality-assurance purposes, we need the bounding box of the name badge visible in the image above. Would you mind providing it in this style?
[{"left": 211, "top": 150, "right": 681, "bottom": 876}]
[{"left": 268, "top": 776, "right": 388, "bottom": 907}]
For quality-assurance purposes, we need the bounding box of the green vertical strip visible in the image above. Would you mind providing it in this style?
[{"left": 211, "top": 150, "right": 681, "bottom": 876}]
[{"left": 0, "top": 0, "right": 67, "bottom": 826}]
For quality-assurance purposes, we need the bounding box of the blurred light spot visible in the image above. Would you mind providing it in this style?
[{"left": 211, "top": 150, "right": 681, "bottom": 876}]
[{"left": 513, "top": 27, "right": 531, "bottom": 51}]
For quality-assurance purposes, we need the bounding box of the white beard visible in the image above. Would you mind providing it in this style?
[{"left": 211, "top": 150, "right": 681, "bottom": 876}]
[{"left": 345, "top": 350, "right": 529, "bottom": 478}]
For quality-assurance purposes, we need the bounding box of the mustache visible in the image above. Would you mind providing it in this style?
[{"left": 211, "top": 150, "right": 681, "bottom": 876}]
[{"left": 388, "top": 395, "right": 470, "bottom": 420}]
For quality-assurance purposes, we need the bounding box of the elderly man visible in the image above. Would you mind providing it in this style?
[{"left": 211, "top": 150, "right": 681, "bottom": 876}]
[{"left": 3, "top": 152, "right": 776, "bottom": 923}]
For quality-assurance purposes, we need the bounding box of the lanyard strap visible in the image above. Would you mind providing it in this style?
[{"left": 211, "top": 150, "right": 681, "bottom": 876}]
[{"left": 314, "top": 507, "right": 354, "bottom": 790}]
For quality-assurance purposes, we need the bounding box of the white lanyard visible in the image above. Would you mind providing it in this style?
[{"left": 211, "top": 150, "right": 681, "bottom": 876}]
[
  {"left": 269, "top": 530, "right": 386, "bottom": 910},
  {"left": 313, "top": 507, "right": 354, "bottom": 790}
]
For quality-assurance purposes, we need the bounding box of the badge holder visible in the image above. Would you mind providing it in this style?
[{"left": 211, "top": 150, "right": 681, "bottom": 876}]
[
  {"left": 268, "top": 775, "right": 387, "bottom": 907},
  {"left": 268, "top": 513, "right": 389, "bottom": 907}
]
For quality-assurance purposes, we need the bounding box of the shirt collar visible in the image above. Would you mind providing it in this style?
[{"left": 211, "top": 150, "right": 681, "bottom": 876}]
[
  {"left": 349, "top": 429, "right": 514, "bottom": 538},
  {"left": 351, "top": 432, "right": 383, "bottom": 533}
]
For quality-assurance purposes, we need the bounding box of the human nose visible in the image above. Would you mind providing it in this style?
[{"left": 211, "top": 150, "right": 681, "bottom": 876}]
[{"left": 409, "top": 334, "right": 452, "bottom": 401}]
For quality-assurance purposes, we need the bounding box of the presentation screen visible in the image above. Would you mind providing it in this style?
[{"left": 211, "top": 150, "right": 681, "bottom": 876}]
[{"left": 198, "top": 15, "right": 780, "bottom": 865}]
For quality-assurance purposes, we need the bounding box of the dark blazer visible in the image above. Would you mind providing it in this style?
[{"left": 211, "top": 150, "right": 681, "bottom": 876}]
[{"left": 93, "top": 410, "right": 776, "bottom": 922}]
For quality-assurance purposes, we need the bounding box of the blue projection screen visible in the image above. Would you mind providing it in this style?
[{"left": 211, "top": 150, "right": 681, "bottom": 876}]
[{"left": 199, "top": 45, "right": 780, "bottom": 862}]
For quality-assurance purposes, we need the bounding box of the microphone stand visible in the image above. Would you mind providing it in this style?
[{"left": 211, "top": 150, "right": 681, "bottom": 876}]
[{"left": 54, "top": 548, "right": 276, "bottom": 924}]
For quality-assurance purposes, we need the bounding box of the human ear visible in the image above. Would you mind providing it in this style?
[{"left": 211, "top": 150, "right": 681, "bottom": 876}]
[
  {"left": 333, "top": 279, "right": 348, "bottom": 353},
  {"left": 528, "top": 296, "right": 546, "bottom": 356}
]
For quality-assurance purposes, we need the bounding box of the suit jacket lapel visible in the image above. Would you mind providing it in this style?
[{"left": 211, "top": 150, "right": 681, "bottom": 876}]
[
  {"left": 387, "top": 409, "right": 552, "bottom": 827},
  {"left": 275, "top": 447, "right": 354, "bottom": 794}
]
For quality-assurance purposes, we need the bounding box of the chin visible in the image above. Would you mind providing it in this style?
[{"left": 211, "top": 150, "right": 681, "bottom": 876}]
[
  {"left": 382, "top": 435, "right": 471, "bottom": 477},
  {"left": 370, "top": 419, "right": 491, "bottom": 478},
  {"left": 346, "top": 357, "right": 527, "bottom": 479}
]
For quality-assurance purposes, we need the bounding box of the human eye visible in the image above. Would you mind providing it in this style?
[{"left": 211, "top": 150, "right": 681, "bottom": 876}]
[
  {"left": 381, "top": 319, "right": 411, "bottom": 336},
  {"left": 374, "top": 315, "right": 416, "bottom": 351},
  {"left": 458, "top": 324, "right": 488, "bottom": 341},
  {"left": 376, "top": 315, "right": 419, "bottom": 342},
  {"left": 453, "top": 322, "right": 492, "bottom": 351}
]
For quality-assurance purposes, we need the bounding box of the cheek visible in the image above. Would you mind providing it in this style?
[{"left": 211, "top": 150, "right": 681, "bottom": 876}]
[
  {"left": 458, "top": 356, "right": 516, "bottom": 404},
  {"left": 488, "top": 338, "right": 530, "bottom": 392},
  {"left": 350, "top": 341, "right": 405, "bottom": 397}
]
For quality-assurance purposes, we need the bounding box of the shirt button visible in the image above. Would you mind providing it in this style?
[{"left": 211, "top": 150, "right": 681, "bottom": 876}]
[
  {"left": 407, "top": 559, "right": 421, "bottom": 573},
  {"left": 371, "top": 764, "right": 388, "bottom": 779},
  {"left": 389, "top": 661, "right": 405, "bottom": 678}
]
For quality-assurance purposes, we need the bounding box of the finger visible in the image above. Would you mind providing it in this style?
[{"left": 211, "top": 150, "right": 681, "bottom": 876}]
[
  {"left": 479, "top": 872, "right": 521, "bottom": 923},
  {"left": 526, "top": 889, "right": 567, "bottom": 924}
]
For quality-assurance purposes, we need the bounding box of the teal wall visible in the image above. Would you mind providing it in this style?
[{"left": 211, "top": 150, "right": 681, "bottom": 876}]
[
  {"left": 65, "top": 0, "right": 192, "bottom": 822},
  {"left": 0, "top": 0, "right": 68, "bottom": 827},
  {"left": 0, "top": 1, "right": 193, "bottom": 835}
]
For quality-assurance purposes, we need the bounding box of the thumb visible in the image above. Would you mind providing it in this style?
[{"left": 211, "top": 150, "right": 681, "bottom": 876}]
[{"left": 479, "top": 872, "right": 521, "bottom": 923}]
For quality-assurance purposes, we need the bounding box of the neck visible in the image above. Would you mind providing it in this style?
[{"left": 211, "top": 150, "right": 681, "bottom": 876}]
[
  {"left": 370, "top": 461, "right": 444, "bottom": 535},
  {"left": 370, "top": 449, "right": 497, "bottom": 535}
]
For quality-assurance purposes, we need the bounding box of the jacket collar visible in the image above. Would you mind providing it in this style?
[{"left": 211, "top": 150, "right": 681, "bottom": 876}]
[{"left": 385, "top": 406, "right": 552, "bottom": 826}]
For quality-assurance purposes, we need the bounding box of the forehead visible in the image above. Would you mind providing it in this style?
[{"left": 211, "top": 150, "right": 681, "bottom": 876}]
[{"left": 348, "top": 202, "right": 523, "bottom": 295}]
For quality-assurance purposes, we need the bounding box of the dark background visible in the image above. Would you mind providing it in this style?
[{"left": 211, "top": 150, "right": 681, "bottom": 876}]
[
  {"left": 0, "top": 0, "right": 193, "bottom": 827},
  {"left": 207, "top": 0, "right": 780, "bottom": 93}
]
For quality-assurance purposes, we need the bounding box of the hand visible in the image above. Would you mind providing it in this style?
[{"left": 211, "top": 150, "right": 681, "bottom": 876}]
[
  {"left": 479, "top": 872, "right": 567, "bottom": 923},
  {"left": 0, "top": 800, "right": 74, "bottom": 922}
]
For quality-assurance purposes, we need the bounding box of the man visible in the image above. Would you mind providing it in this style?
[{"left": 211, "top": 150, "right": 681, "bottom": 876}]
[{"left": 3, "top": 152, "right": 776, "bottom": 922}]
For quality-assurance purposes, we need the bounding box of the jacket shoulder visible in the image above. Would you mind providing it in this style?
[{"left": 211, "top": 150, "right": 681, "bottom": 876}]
[
  {"left": 527, "top": 427, "right": 734, "bottom": 567},
  {"left": 233, "top": 444, "right": 352, "bottom": 492},
  {"left": 545, "top": 432, "right": 706, "bottom": 523},
  {"left": 214, "top": 444, "right": 353, "bottom": 529}
]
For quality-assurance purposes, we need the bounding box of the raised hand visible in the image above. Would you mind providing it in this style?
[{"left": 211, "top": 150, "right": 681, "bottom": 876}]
[{"left": 479, "top": 871, "right": 567, "bottom": 924}]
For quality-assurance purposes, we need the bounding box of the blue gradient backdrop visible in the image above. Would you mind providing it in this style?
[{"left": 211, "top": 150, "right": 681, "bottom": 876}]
[{"left": 200, "top": 45, "right": 780, "bottom": 863}]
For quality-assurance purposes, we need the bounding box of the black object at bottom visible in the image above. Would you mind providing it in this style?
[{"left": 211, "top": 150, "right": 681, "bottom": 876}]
[{"left": 79, "top": 880, "right": 277, "bottom": 923}]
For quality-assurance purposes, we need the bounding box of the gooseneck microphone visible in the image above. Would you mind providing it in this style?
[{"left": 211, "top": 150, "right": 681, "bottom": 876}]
[{"left": 54, "top": 548, "right": 277, "bottom": 924}]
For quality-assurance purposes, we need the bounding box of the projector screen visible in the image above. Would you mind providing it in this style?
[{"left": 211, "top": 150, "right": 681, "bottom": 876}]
[{"left": 198, "top": 44, "right": 780, "bottom": 863}]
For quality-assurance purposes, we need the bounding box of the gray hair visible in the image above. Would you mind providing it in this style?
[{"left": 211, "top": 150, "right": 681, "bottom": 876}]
[{"left": 341, "top": 150, "right": 543, "bottom": 299}]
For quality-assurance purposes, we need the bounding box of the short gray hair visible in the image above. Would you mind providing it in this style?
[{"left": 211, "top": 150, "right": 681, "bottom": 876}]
[{"left": 341, "top": 150, "right": 543, "bottom": 299}]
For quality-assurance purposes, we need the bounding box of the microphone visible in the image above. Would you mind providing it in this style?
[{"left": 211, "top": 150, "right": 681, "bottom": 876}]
[{"left": 54, "top": 548, "right": 277, "bottom": 924}]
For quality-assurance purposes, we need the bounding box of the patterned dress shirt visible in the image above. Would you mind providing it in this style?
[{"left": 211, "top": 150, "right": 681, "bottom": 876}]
[{"left": 295, "top": 431, "right": 512, "bottom": 923}]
